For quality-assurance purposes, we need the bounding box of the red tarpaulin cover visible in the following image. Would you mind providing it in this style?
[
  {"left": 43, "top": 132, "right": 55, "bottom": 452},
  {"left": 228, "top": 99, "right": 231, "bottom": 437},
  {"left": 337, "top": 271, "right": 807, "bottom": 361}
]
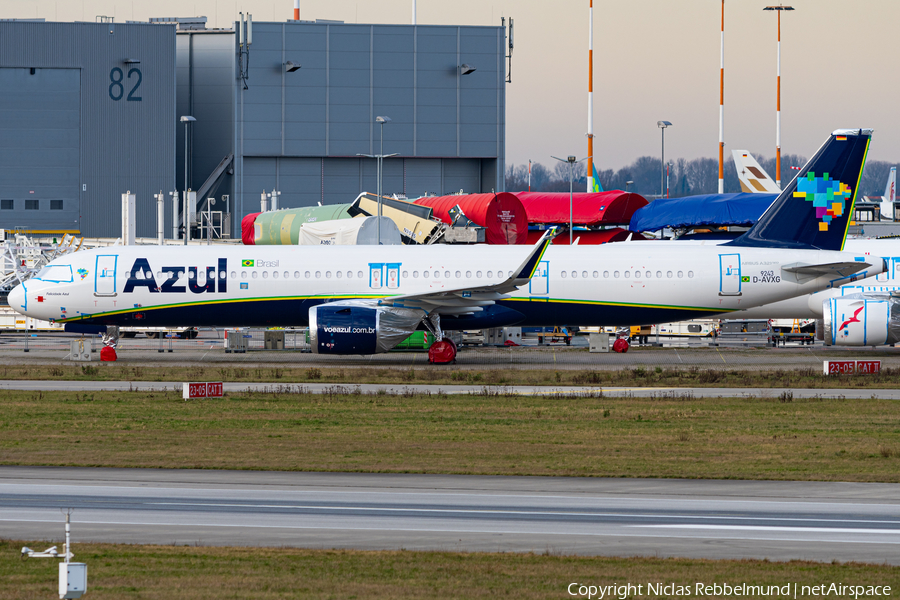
[
  {"left": 515, "top": 191, "right": 648, "bottom": 226},
  {"left": 241, "top": 212, "right": 261, "bottom": 245},
  {"left": 413, "top": 193, "right": 527, "bottom": 245},
  {"left": 525, "top": 227, "right": 645, "bottom": 245}
]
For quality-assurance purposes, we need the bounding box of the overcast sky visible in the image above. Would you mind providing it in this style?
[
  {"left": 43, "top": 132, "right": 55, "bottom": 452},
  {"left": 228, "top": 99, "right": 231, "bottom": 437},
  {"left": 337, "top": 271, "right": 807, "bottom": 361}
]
[{"left": 4, "top": 0, "right": 898, "bottom": 171}]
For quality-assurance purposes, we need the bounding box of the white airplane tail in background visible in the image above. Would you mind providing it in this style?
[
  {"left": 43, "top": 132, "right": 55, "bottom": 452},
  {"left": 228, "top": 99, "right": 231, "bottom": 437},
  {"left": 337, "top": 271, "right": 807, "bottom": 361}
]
[
  {"left": 880, "top": 166, "right": 896, "bottom": 219},
  {"left": 732, "top": 150, "right": 782, "bottom": 193}
]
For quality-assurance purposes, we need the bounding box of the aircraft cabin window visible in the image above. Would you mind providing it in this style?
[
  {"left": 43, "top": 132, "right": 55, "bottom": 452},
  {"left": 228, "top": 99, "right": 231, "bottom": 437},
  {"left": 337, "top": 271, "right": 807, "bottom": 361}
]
[
  {"left": 561, "top": 271, "right": 567, "bottom": 278},
  {"left": 466, "top": 271, "right": 472, "bottom": 278},
  {"left": 571, "top": 271, "right": 577, "bottom": 278},
  {"left": 667, "top": 271, "right": 673, "bottom": 278},
  {"left": 294, "top": 271, "right": 300, "bottom": 278},
  {"left": 335, "top": 271, "right": 341, "bottom": 279},
  {"left": 357, "top": 271, "right": 363, "bottom": 278},
  {"left": 476, "top": 271, "right": 482, "bottom": 278},
  {"left": 677, "top": 271, "right": 683, "bottom": 278},
  {"left": 423, "top": 271, "right": 430, "bottom": 278},
  {"left": 445, "top": 270, "right": 450, "bottom": 278},
  {"left": 624, "top": 271, "right": 630, "bottom": 278},
  {"left": 325, "top": 271, "right": 331, "bottom": 278},
  {"left": 455, "top": 270, "right": 461, "bottom": 278},
  {"left": 403, "top": 271, "right": 408, "bottom": 278},
  {"left": 315, "top": 271, "right": 321, "bottom": 278},
  {"left": 614, "top": 271, "right": 619, "bottom": 278},
  {"left": 283, "top": 271, "right": 289, "bottom": 279},
  {"left": 252, "top": 271, "right": 258, "bottom": 279},
  {"left": 304, "top": 271, "right": 310, "bottom": 278},
  {"left": 487, "top": 271, "right": 493, "bottom": 278},
  {"left": 656, "top": 271, "right": 662, "bottom": 278},
  {"left": 241, "top": 271, "right": 247, "bottom": 279},
  {"left": 582, "top": 271, "right": 588, "bottom": 278},
  {"left": 602, "top": 271, "right": 608, "bottom": 278},
  {"left": 273, "top": 271, "right": 280, "bottom": 279},
  {"left": 262, "top": 271, "right": 269, "bottom": 279},
  {"left": 688, "top": 271, "right": 694, "bottom": 278},
  {"left": 413, "top": 271, "right": 419, "bottom": 278}
]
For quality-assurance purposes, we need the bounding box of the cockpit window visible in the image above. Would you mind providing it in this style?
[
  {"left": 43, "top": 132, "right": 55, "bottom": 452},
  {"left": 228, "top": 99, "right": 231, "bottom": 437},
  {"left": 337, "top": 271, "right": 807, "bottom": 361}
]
[{"left": 34, "top": 264, "right": 74, "bottom": 283}]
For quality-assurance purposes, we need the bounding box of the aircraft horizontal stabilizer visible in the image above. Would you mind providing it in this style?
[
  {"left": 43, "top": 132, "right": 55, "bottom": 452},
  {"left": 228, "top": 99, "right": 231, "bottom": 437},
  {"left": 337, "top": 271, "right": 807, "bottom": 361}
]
[{"left": 782, "top": 261, "right": 871, "bottom": 277}]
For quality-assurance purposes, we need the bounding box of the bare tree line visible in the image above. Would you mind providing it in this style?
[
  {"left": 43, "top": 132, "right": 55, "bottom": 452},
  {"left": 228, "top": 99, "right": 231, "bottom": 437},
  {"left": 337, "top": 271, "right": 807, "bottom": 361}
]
[{"left": 506, "top": 155, "right": 896, "bottom": 199}]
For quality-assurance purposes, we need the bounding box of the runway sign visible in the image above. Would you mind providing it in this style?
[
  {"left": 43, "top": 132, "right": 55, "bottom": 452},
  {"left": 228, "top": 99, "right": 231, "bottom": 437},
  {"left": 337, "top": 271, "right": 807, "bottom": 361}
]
[
  {"left": 183, "top": 382, "right": 225, "bottom": 399},
  {"left": 823, "top": 360, "right": 881, "bottom": 375}
]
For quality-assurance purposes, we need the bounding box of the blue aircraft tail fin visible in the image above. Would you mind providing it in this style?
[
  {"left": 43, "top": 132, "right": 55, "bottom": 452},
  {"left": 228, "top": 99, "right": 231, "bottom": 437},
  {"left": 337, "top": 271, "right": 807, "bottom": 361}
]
[{"left": 728, "top": 129, "right": 871, "bottom": 251}]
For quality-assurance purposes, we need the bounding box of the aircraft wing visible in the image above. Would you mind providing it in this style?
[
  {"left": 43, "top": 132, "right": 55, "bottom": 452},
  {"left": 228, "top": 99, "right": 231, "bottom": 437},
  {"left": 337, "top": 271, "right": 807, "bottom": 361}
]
[{"left": 378, "top": 228, "right": 556, "bottom": 315}]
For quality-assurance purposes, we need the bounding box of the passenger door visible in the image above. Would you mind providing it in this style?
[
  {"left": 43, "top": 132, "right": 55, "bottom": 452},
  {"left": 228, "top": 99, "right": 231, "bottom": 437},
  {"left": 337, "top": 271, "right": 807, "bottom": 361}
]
[
  {"left": 718, "top": 253, "right": 741, "bottom": 296},
  {"left": 94, "top": 255, "right": 118, "bottom": 297}
]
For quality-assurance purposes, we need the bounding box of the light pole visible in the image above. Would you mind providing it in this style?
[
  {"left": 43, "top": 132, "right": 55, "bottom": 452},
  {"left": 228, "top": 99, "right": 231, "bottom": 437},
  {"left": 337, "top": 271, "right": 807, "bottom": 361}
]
[
  {"left": 764, "top": 4, "right": 794, "bottom": 189},
  {"left": 657, "top": 121, "right": 671, "bottom": 198},
  {"left": 180, "top": 115, "right": 196, "bottom": 245},
  {"left": 551, "top": 154, "right": 587, "bottom": 245},
  {"left": 666, "top": 162, "right": 674, "bottom": 198},
  {"left": 357, "top": 116, "right": 398, "bottom": 245}
]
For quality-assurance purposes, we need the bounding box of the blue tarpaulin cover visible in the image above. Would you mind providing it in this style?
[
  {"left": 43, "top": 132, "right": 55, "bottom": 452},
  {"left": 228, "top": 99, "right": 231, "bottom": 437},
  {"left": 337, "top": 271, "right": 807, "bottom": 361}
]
[{"left": 628, "top": 193, "right": 778, "bottom": 232}]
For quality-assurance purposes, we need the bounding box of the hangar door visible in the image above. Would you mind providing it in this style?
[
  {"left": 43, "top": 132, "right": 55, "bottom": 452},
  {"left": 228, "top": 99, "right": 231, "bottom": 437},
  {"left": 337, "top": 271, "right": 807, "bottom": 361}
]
[{"left": 0, "top": 68, "right": 81, "bottom": 233}]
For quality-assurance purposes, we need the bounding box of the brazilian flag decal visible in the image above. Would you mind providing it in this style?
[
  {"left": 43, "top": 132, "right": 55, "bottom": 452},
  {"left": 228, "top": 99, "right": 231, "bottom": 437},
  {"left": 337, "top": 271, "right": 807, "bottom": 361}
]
[
  {"left": 242, "top": 259, "right": 254, "bottom": 267},
  {"left": 741, "top": 276, "right": 750, "bottom": 282}
]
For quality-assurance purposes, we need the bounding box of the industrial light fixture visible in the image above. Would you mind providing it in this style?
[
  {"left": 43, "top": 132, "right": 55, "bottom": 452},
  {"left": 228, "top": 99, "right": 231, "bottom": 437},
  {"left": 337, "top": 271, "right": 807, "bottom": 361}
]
[
  {"left": 284, "top": 61, "right": 301, "bottom": 72},
  {"left": 459, "top": 64, "right": 476, "bottom": 75},
  {"left": 124, "top": 58, "right": 140, "bottom": 64}
]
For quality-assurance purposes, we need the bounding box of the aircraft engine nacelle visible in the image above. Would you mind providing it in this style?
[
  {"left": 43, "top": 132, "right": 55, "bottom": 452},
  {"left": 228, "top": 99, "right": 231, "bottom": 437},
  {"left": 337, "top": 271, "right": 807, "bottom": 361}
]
[
  {"left": 309, "top": 303, "right": 424, "bottom": 355},
  {"left": 821, "top": 296, "right": 900, "bottom": 346}
]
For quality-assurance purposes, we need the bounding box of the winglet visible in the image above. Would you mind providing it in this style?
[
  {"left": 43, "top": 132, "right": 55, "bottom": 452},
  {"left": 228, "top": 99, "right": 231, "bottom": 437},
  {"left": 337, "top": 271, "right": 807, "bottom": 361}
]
[{"left": 513, "top": 228, "right": 556, "bottom": 281}]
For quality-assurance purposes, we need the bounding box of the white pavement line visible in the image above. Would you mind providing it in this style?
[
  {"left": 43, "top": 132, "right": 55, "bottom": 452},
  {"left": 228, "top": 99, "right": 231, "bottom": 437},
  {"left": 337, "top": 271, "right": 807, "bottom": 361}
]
[{"left": 632, "top": 524, "right": 900, "bottom": 535}]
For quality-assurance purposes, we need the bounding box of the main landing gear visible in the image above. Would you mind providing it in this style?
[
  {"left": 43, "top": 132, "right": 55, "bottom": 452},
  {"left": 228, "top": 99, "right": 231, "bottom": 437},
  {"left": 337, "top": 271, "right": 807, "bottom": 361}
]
[
  {"left": 422, "top": 312, "right": 457, "bottom": 364},
  {"left": 101, "top": 326, "right": 119, "bottom": 361}
]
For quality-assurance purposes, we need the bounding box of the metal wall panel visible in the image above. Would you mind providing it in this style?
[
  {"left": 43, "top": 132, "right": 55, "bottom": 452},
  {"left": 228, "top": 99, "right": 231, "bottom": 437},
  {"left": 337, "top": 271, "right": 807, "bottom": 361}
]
[
  {"left": 0, "top": 21, "right": 176, "bottom": 238},
  {"left": 220, "top": 21, "right": 505, "bottom": 226},
  {"left": 0, "top": 68, "right": 80, "bottom": 232}
]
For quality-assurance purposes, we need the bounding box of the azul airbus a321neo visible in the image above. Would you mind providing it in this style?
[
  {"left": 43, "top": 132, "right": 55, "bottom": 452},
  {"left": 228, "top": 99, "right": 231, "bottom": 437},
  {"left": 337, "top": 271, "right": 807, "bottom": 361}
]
[{"left": 8, "top": 129, "right": 883, "bottom": 356}]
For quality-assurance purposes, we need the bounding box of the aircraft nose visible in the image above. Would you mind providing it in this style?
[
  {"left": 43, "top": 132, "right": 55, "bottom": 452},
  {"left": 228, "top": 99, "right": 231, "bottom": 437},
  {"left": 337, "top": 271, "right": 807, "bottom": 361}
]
[{"left": 8, "top": 283, "right": 26, "bottom": 314}]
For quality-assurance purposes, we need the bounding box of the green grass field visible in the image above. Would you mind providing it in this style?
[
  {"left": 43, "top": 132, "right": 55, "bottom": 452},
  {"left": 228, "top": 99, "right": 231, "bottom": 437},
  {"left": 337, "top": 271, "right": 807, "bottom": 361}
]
[
  {"left": 2, "top": 540, "right": 898, "bottom": 600},
  {"left": 1, "top": 388, "right": 897, "bottom": 480}
]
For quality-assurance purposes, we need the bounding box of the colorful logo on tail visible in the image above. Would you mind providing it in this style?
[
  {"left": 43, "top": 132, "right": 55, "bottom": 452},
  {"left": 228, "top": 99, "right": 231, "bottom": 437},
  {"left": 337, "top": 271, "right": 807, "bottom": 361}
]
[{"left": 793, "top": 172, "right": 852, "bottom": 232}]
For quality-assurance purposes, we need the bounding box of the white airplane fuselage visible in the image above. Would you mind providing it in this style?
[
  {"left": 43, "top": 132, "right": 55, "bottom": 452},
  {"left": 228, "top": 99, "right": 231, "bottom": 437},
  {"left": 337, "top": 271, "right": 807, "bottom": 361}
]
[{"left": 9, "top": 242, "right": 879, "bottom": 329}]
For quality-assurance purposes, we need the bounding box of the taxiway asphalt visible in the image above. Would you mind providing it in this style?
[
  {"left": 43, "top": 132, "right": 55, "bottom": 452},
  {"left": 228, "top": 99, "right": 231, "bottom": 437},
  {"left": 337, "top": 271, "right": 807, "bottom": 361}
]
[{"left": 0, "top": 379, "right": 899, "bottom": 399}]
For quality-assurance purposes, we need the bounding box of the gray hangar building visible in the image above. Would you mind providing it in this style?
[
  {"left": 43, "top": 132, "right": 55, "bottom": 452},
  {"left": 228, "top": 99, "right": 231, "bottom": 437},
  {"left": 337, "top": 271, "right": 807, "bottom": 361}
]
[
  {"left": 0, "top": 17, "right": 507, "bottom": 239},
  {"left": 0, "top": 20, "right": 176, "bottom": 238},
  {"left": 180, "top": 18, "right": 508, "bottom": 236}
]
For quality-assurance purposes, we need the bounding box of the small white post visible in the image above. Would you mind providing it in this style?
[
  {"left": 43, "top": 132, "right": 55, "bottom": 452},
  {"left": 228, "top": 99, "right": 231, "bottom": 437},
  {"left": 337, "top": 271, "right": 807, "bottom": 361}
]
[
  {"left": 156, "top": 191, "right": 165, "bottom": 245},
  {"left": 171, "top": 191, "right": 180, "bottom": 240},
  {"left": 260, "top": 189, "right": 268, "bottom": 213},
  {"left": 121, "top": 191, "right": 136, "bottom": 245}
]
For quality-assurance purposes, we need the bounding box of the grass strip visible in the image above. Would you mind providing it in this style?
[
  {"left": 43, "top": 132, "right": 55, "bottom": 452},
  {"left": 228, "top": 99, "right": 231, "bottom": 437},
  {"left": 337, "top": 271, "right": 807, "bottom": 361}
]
[
  {"left": 2, "top": 540, "right": 898, "bottom": 600},
  {"left": 0, "top": 388, "right": 898, "bottom": 480},
  {"left": 4, "top": 362, "right": 900, "bottom": 389}
]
